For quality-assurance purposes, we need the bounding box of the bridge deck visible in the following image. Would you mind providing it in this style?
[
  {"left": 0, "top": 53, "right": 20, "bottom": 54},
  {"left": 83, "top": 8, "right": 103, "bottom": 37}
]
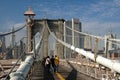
[{"left": 29, "top": 61, "right": 98, "bottom": 80}]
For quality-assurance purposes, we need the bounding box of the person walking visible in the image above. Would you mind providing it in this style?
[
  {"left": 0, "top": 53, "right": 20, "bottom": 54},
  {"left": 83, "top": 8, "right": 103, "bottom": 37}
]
[
  {"left": 50, "top": 55, "right": 55, "bottom": 73},
  {"left": 45, "top": 56, "right": 51, "bottom": 72},
  {"left": 54, "top": 55, "right": 59, "bottom": 72},
  {"left": 42, "top": 57, "right": 46, "bottom": 67},
  {"left": 50, "top": 55, "right": 55, "bottom": 68}
]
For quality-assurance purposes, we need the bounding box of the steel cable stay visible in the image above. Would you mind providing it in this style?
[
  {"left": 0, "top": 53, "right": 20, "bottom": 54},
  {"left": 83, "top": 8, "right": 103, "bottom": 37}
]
[
  {"left": 0, "top": 24, "right": 25, "bottom": 36},
  {"left": 46, "top": 22, "right": 120, "bottom": 74},
  {"left": 46, "top": 22, "right": 71, "bottom": 49},
  {"left": 35, "top": 26, "right": 45, "bottom": 54}
]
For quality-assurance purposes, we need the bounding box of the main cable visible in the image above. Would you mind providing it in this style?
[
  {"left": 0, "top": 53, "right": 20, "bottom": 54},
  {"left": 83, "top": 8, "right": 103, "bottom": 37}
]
[{"left": 0, "top": 25, "right": 25, "bottom": 36}]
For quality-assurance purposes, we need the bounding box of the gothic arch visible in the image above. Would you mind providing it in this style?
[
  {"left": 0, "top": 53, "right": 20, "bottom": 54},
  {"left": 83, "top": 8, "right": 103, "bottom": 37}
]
[{"left": 26, "top": 19, "right": 64, "bottom": 58}]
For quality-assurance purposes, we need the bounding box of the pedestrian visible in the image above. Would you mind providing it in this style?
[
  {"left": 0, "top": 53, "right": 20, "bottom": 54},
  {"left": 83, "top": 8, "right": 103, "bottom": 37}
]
[
  {"left": 45, "top": 56, "right": 51, "bottom": 72},
  {"left": 42, "top": 57, "right": 46, "bottom": 67},
  {"left": 50, "top": 55, "right": 55, "bottom": 68},
  {"left": 50, "top": 55, "right": 55, "bottom": 73},
  {"left": 54, "top": 55, "right": 59, "bottom": 72}
]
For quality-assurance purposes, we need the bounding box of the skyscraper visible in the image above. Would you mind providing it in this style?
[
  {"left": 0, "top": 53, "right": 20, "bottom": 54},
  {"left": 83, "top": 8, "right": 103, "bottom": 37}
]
[{"left": 104, "top": 32, "right": 117, "bottom": 51}]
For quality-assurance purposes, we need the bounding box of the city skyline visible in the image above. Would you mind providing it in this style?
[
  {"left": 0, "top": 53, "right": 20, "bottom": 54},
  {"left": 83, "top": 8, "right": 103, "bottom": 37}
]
[{"left": 0, "top": 0, "right": 120, "bottom": 38}]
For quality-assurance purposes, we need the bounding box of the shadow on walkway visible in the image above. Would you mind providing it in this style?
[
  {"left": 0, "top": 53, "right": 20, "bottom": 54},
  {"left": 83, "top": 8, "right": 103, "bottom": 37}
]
[
  {"left": 43, "top": 65, "right": 55, "bottom": 80},
  {"left": 66, "top": 61, "right": 77, "bottom": 80}
]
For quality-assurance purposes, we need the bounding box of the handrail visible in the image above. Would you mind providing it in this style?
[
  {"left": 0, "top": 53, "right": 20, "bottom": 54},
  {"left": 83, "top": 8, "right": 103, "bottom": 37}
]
[{"left": 9, "top": 55, "right": 34, "bottom": 80}]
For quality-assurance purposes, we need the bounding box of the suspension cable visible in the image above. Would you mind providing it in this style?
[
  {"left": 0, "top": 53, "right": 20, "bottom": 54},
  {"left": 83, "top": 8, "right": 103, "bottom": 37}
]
[
  {"left": 65, "top": 25, "right": 120, "bottom": 46},
  {"left": 109, "top": 38, "right": 120, "bottom": 42},
  {"left": 35, "top": 26, "right": 45, "bottom": 54},
  {"left": 65, "top": 25, "right": 104, "bottom": 40},
  {"left": 0, "top": 25, "right": 25, "bottom": 36},
  {"left": 45, "top": 21, "right": 120, "bottom": 74},
  {"left": 46, "top": 21, "right": 71, "bottom": 49}
]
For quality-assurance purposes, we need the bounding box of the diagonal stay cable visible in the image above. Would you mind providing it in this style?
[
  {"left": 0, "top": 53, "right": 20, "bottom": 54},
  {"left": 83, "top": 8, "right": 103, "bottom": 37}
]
[
  {"left": 35, "top": 26, "right": 45, "bottom": 54},
  {"left": 46, "top": 21, "right": 71, "bottom": 49}
]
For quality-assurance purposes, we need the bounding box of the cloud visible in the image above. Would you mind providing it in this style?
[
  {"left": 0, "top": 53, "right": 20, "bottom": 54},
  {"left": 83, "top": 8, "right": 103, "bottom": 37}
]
[
  {"left": 82, "top": 21, "right": 120, "bottom": 36},
  {"left": 33, "top": 0, "right": 120, "bottom": 21},
  {"left": 14, "top": 23, "right": 25, "bottom": 28},
  {"left": 114, "top": 0, "right": 120, "bottom": 6},
  {"left": 29, "top": 0, "right": 120, "bottom": 38},
  {"left": 87, "top": 0, "right": 120, "bottom": 18}
]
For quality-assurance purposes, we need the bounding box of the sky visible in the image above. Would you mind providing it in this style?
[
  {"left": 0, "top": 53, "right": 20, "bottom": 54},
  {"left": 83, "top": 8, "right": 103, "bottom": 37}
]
[{"left": 0, "top": 0, "right": 120, "bottom": 41}]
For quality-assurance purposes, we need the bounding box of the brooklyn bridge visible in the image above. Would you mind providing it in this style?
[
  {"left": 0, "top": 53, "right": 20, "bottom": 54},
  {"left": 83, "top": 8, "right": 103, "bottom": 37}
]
[{"left": 0, "top": 7, "right": 120, "bottom": 80}]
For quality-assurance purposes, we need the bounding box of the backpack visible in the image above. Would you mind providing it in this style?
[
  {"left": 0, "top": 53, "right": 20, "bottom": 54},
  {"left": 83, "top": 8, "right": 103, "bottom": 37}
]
[{"left": 46, "top": 58, "right": 50, "bottom": 65}]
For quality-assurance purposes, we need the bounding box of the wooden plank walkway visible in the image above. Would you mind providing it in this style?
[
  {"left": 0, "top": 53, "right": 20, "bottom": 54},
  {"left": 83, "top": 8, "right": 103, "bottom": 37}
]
[{"left": 29, "top": 61, "right": 98, "bottom": 80}]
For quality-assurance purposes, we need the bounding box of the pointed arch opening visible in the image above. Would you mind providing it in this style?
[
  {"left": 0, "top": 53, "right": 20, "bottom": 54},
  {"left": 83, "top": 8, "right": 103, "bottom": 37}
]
[{"left": 48, "top": 32, "right": 56, "bottom": 56}]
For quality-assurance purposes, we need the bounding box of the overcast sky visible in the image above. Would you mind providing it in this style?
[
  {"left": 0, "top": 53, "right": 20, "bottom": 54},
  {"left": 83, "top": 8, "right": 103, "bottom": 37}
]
[{"left": 0, "top": 0, "right": 120, "bottom": 41}]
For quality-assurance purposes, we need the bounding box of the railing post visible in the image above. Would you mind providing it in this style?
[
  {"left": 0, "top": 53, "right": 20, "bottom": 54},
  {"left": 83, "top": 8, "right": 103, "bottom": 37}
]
[
  {"left": 20, "top": 40, "right": 25, "bottom": 61},
  {"left": 20, "top": 37, "right": 27, "bottom": 61},
  {"left": 94, "top": 38, "right": 98, "bottom": 62},
  {"left": 71, "top": 18, "right": 75, "bottom": 58},
  {"left": 33, "top": 37, "right": 36, "bottom": 59},
  {"left": 64, "top": 22, "right": 66, "bottom": 59},
  {"left": 104, "top": 37, "right": 109, "bottom": 58}
]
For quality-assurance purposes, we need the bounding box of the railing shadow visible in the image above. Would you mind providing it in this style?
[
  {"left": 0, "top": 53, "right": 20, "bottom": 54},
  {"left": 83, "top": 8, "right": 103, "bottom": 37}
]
[{"left": 66, "top": 61, "right": 77, "bottom": 80}]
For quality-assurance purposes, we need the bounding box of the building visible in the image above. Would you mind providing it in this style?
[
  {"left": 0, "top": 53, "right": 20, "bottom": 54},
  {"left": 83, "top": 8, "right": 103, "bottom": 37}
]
[
  {"left": 84, "top": 35, "right": 92, "bottom": 51},
  {"left": 104, "top": 32, "right": 118, "bottom": 59},
  {"left": 0, "top": 36, "right": 6, "bottom": 59},
  {"left": 104, "top": 33, "right": 117, "bottom": 50}
]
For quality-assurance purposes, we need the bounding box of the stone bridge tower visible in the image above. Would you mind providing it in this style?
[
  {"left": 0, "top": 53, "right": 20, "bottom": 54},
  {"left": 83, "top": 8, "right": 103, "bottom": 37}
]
[{"left": 24, "top": 7, "right": 64, "bottom": 58}]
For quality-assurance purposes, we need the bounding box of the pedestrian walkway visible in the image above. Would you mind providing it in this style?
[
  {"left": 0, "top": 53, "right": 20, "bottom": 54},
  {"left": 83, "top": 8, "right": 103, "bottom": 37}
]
[{"left": 29, "top": 61, "right": 98, "bottom": 80}]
